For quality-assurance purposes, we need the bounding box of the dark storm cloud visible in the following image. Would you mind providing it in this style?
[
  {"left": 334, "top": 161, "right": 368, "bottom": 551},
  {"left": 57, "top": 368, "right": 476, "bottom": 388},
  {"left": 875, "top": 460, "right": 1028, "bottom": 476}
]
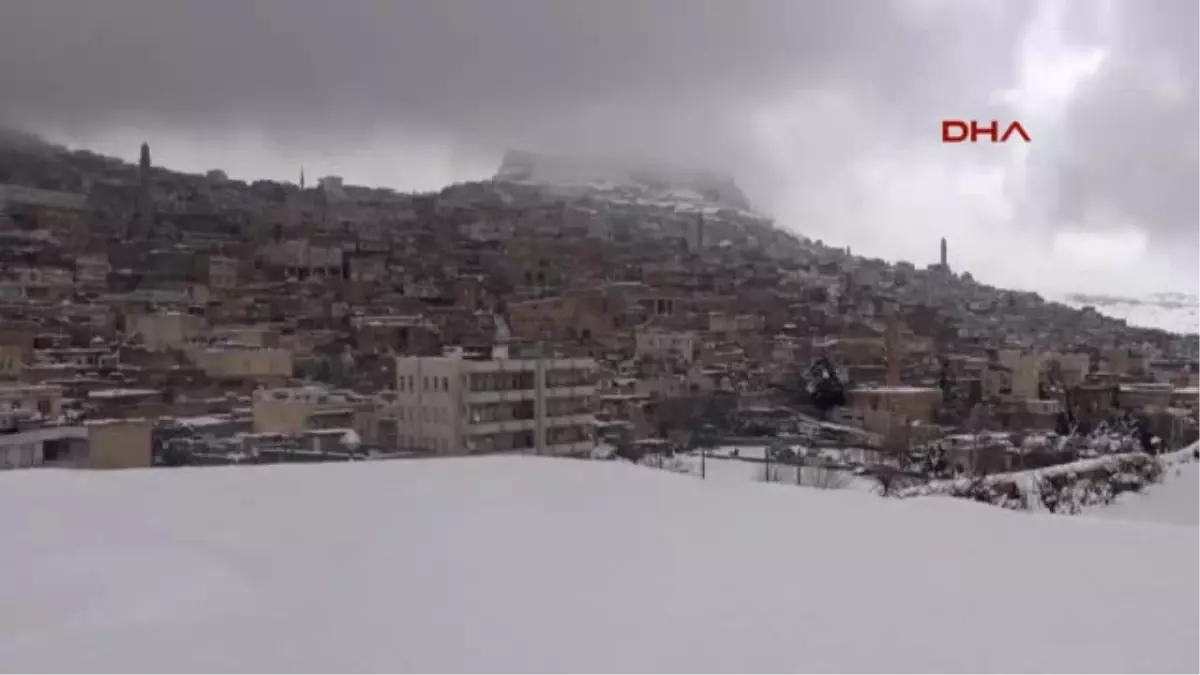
[
  {"left": 0, "top": 0, "right": 1029, "bottom": 149},
  {"left": 1028, "top": 0, "right": 1199, "bottom": 271}
]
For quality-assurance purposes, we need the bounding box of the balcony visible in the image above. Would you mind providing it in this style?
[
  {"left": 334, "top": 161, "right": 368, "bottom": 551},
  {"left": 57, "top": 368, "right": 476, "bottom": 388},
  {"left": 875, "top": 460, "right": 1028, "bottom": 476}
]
[
  {"left": 466, "top": 388, "right": 537, "bottom": 404},
  {"left": 544, "top": 413, "right": 595, "bottom": 428},
  {"left": 542, "top": 385, "right": 596, "bottom": 399},
  {"left": 467, "top": 418, "right": 537, "bottom": 436}
]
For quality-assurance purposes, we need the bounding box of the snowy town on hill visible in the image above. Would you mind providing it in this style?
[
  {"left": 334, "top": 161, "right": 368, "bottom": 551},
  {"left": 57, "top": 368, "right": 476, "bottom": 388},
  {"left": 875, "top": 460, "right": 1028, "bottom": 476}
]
[
  {"left": 0, "top": 134, "right": 1198, "bottom": 509},
  {"left": 1, "top": 132, "right": 1198, "bottom": 674}
]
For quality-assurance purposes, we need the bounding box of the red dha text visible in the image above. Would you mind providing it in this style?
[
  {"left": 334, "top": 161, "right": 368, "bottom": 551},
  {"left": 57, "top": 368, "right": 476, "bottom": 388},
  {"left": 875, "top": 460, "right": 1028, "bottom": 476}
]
[{"left": 941, "top": 120, "right": 1031, "bottom": 144}]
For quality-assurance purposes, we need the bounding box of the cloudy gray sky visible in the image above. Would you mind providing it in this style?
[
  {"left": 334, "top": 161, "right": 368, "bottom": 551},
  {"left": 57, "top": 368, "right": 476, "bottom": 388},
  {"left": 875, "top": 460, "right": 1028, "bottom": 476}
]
[{"left": 1, "top": 0, "right": 1195, "bottom": 297}]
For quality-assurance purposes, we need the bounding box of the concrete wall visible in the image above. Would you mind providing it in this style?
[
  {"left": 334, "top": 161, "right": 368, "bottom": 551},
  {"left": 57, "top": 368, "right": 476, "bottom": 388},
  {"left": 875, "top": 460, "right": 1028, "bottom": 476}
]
[{"left": 87, "top": 419, "right": 152, "bottom": 469}]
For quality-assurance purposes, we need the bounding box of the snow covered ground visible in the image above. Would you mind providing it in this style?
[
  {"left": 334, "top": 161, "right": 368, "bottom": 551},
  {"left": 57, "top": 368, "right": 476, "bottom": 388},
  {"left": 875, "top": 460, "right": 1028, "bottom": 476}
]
[
  {"left": 1087, "top": 457, "right": 1199, "bottom": 527},
  {"left": 1, "top": 458, "right": 1196, "bottom": 673}
]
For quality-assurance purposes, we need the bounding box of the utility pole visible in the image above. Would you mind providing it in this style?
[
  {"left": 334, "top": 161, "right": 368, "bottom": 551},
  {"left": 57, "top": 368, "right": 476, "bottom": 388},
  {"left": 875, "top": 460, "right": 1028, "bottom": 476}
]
[{"left": 696, "top": 422, "right": 715, "bottom": 480}]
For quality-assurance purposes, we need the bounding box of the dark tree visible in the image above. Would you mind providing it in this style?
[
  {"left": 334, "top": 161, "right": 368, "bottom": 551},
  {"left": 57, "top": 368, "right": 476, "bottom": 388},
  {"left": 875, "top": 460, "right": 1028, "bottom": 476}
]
[{"left": 806, "top": 357, "right": 847, "bottom": 412}]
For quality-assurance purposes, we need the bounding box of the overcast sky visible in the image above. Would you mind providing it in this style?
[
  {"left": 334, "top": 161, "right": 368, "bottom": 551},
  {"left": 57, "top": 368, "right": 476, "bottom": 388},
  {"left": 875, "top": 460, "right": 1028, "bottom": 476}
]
[{"left": 1, "top": 0, "right": 1195, "bottom": 298}]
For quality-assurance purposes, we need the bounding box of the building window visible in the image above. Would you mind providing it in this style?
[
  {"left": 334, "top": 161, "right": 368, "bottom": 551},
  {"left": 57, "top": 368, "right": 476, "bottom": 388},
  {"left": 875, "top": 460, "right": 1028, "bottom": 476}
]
[
  {"left": 399, "top": 378, "right": 406, "bottom": 391},
  {"left": 424, "top": 376, "right": 430, "bottom": 391},
  {"left": 441, "top": 376, "right": 449, "bottom": 391}
]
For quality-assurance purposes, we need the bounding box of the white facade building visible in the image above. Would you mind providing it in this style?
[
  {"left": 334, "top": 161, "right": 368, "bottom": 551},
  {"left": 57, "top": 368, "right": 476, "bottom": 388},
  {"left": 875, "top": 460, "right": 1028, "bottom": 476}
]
[{"left": 390, "top": 352, "right": 596, "bottom": 456}]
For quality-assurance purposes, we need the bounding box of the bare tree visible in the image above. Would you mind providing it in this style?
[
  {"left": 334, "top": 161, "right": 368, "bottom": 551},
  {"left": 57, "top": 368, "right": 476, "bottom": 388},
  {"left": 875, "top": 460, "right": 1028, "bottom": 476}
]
[
  {"left": 871, "top": 465, "right": 910, "bottom": 496},
  {"left": 1009, "top": 430, "right": 1028, "bottom": 471}
]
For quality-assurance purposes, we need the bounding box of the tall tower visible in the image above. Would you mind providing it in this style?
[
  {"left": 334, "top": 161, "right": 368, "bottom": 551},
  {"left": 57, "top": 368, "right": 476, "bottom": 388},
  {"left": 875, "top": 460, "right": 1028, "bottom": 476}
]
[
  {"left": 939, "top": 237, "right": 948, "bottom": 268},
  {"left": 135, "top": 142, "right": 153, "bottom": 236},
  {"left": 885, "top": 307, "right": 902, "bottom": 387}
]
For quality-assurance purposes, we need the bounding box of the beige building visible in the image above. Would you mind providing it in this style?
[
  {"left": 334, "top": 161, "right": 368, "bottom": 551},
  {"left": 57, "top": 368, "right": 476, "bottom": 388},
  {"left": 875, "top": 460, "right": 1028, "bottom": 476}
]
[
  {"left": 997, "top": 349, "right": 1043, "bottom": 400},
  {"left": 1104, "top": 347, "right": 1149, "bottom": 377},
  {"left": 86, "top": 418, "right": 153, "bottom": 469},
  {"left": 206, "top": 255, "right": 239, "bottom": 292},
  {"left": 846, "top": 385, "right": 943, "bottom": 435},
  {"left": 0, "top": 419, "right": 151, "bottom": 471},
  {"left": 209, "top": 324, "right": 280, "bottom": 348},
  {"left": 1044, "top": 351, "right": 1090, "bottom": 387},
  {"left": 0, "top": 345, "right": 26, "bottom": 378},
  {"left": 126, "top": 312, "right": 207, "bottom": 351},
  {"left": 252, "top": 385, "right": 367, "bottom": 435},
  {"left": 388, "top": 351, "right": 596, "bottom": 455},
  {"left": 0, "top": 383, "right": 64, "bottom": 419},
  {"left": 189, "top": 346, "right": 293, "bottom": 382}
]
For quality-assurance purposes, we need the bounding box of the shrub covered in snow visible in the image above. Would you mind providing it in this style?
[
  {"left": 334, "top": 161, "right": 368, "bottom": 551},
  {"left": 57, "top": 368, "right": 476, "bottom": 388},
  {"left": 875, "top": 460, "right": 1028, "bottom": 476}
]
[{"left": 896, "top": 452, "right": 1166, "bottom": 515}]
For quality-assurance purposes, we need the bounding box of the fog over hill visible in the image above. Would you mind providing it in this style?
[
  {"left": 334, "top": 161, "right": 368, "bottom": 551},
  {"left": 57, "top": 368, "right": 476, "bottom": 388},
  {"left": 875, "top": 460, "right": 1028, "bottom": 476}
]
[
  {"left": 495, "top": 150, "right": 754, "bottom": 213},
  {"left": 1059, "top": 292, "right": 1199, "bottom": 335}
]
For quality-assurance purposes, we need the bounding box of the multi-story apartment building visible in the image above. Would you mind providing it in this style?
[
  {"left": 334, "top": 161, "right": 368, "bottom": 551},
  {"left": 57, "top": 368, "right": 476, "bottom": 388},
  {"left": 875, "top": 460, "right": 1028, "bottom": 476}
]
[{"left": 390, "top": 349, "right": 596, "bottom": 455}]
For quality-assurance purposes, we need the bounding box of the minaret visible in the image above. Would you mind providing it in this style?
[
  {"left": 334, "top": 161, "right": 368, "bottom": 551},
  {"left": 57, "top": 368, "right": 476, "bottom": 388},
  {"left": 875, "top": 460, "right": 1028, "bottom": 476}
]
[
  {"left": 300, "top": 167, "right": 306, "bottom": 191},
  {"left": 939, "top": 237, "right": 948, "bottom": 268},
  {"left": 139, "top": 142, "right": 151, "bottom": 177},
  {"left": 136, "top": 142, "right": 153, "bottom": 236},
  {"left": 491, "top": 313, "right": 512, "bottom": 360},
  {"left": 885, "top": 308, "right": 902, "bottom": 387}
]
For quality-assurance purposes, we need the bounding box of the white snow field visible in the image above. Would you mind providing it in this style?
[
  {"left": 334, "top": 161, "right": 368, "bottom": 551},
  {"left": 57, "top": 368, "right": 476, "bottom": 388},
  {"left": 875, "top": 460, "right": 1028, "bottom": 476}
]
[
  {"left": 1, "top": 457, "right": 1196, "bottom": 673},
  {"left": 1089, "top": 458, "right": 1199, "bottom": 527}
]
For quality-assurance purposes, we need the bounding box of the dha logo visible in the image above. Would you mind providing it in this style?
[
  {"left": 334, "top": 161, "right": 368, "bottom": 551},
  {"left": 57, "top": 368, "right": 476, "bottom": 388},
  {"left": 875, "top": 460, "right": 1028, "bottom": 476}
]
[{"left": 941, "top": 119, "right": 1031, "bottom": 144}]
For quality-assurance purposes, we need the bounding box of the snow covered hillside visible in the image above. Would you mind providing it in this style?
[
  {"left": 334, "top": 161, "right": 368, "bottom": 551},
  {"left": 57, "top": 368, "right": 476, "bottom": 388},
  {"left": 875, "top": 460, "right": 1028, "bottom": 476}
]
[
  {"left": 1, "top": 458, "right": 1196, "bottom": 673},
  {"left": 1087, "top": 453, "right": 1199, "bottom": 526}
]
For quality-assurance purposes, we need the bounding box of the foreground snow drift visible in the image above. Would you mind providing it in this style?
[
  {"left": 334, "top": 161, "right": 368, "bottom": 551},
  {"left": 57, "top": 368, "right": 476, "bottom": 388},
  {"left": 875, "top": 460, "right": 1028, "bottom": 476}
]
[
  {"left": 1, "top": 458, "right": 1196, "bottom": 673},
  {"left": 1089, "top": 460, "right": 1199, "bottom": 526}
]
